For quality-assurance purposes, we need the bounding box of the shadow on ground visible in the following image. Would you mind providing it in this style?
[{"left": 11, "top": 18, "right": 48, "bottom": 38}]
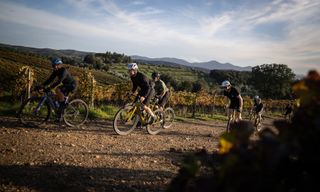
[{"left": 0, "top": 164, "right": 173, "bottom": 192}]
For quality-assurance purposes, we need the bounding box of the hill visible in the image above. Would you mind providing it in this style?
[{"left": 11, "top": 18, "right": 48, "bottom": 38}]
[
  {"left": 0, "top": 48, "right": 124, "bottom": 93},
  {"left": 131, "top": 55, "right": 252, "bottom": 72},
  {"left": 0, "top": 46, "right": 218, "bottom": 94}
]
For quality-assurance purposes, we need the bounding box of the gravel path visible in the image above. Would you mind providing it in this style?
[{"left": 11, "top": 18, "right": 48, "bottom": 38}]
[{"left": 0, "top": 116, "right": 274, "bottom": 191}]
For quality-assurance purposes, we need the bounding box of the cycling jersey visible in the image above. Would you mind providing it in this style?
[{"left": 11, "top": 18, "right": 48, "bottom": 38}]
[
  {"left": 130, "top": 71, "right": 151, "bottom": 97},
  {"left": 43, "top": 67, "right": 76, "bottom": 95},
  {"left": 224, "top": 87, "right": 241, "bottom": 109},
  {"left": 154, "top": 79, "right": 169, "bottom": 96},
  {"left": 254, "top": 102, "right": 263, "bottom": 113},
  {"left": 43, "top": 67, "right": 76, "bottom": 88},
  {"left": 130, "top": 71, "right": 154, "bottom": 105}
]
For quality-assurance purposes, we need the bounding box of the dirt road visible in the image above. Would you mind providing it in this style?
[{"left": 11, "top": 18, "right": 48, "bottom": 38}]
[{"left": 0, "top": 116, "right": 274, "bottom": 192}]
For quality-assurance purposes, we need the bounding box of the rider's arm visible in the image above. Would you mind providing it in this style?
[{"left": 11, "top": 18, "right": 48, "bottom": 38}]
[
  {"left": 42, "top": 71, "right": 56, "bottom": 87},
  {"left": 224, "top": 96, "right": 229, "bottom": 108},
  {"left": 139, "top": 75, "right": 151, "bottom": 98},
  {"left": 237, "top": 94, "right": 243, "bottom": 109},
  {"left": 159, "top": 80, "right": 168, "bottom": 97}
]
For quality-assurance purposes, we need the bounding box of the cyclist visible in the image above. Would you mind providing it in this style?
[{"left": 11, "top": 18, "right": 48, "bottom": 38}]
[
  {"left": 221, "top": 80, "right": 243, "bottom": 122},
  {"left": 151, "top": 72, "right": 170, "bottom": 110},
  {"left": 127, "top": 63, "right": 156, "bottom": 123},
  {"left": 252, "top": 95, "right": 264, "bottom": 129},
  {"left": 39, "top": 57, "right": 77, "bottom": 121}
]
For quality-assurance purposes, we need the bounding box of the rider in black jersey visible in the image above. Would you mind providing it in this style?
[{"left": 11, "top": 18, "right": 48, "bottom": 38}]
[
  {"left": 127, "top": 63, "right": 156, "bottom": 123},
  {"left": 40, "top": 58, "right": 77, "bottom": 121},
  {"left": 221, "top": 80, "right": 243, "bottom": 122}
]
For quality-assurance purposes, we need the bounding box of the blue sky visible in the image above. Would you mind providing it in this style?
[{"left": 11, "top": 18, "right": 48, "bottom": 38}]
[{"left": 0, "top": 0, "right": 319, "bottom": 74}]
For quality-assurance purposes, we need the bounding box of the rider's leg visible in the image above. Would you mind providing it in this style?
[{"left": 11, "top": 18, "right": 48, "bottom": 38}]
[
  {"left": 142, "top": 91, "right": 156, "bottom": 118},
  {"left": 235, "top": 111, "right": 242, "bottom": 122},
  {"left": 56, "top": 86, "right": 69, "bottom": 121}
]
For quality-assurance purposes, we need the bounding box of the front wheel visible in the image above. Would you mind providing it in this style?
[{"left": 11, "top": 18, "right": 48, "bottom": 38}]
[
  {"left": 163, "top": 107, "right": 175, "bottom": 129},
  {"left": 146, "top": 109, "right": 165, "bottom": 135},
  {"left": 17, "top": 97, "right": 51, "bottom": 127},
  {"left": 63, "top": 99, "right": 88, "bottom": 127},
  {"left": 113, "top": 105, "right": 139, "bottom": 135}
]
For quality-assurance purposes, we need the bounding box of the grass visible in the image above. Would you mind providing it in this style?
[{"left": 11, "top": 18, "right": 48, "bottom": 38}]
[
  {"left": 88, "top": 105, "right": 119, "bottom": 120},
  {"left": 0, "top": 101, "right": 20, "bottom": 116},
  {"left": 175, "top": 113, "right": 228, "bottom": 122}
]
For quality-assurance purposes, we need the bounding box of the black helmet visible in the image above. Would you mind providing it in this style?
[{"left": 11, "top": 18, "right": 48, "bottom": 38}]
[{"left": 152, "top": 72, "right": 160, "bottom": 79}]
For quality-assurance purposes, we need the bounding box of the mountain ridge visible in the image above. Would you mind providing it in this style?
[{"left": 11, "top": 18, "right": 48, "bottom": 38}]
[
  {"left": 0, "top": 43, "right": 251, "bottom": 72},
  {"left": 131, "top": 55, "right": 252, "bottom": 72}
]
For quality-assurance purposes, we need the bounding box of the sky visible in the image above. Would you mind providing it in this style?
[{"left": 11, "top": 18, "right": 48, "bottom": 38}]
[{"left": 0, "top": 0, "right": 319, "bottom": 75}]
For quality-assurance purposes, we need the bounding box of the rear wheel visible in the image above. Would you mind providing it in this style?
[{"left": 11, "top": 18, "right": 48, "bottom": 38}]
[
  {"left": 163, "top": 107, "right": 175, "bottom": 129},
  {"left": 113, "top": 106, "right": 139, "bottom": 135},
  {"left": 63, "top": 99, "right": 88, "bottom": 127},
  {"left": 18, "top": 97, "right": 51, "bottom": 127},
  {"left": 146, "top": 109, "right": 165, "bottom": 135}
]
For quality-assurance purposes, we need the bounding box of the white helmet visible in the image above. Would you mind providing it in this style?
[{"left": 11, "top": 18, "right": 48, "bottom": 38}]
[
  {"left": 127, "top": 63, "right": 138, "bottom": 70},
  {"left": 221, "top": 80, "right": 231, "bottom": 87},
  {"left": 254, "top": 95, "right": 259, "bottom": 100}
]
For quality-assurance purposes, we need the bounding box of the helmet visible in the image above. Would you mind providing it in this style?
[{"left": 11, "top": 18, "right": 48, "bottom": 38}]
[
  {"left": 221, "top": 80, "right": 231, "bottom": 87},
  {"left": 127, "top": 63, "right": 138, "bottom": 70},
  {"left": 51, "top": 57, "right": 62, "bottom": 65},
  {"left": 254, "top": 95, "right": 259, "bottom": 100},
  {"left": 152, "top": 72, "right": 160, "bottom": 79}
]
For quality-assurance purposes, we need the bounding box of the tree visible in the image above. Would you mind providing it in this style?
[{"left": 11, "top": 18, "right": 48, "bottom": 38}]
[
  {"left": 83, "top": 54, "right": 96, "bottom": 65},
  {"left": 251, "top": 64, "right": 295, "bottom": 99},
  {"left": 209, "top": 70, "right": 251, "bottom": 87}
]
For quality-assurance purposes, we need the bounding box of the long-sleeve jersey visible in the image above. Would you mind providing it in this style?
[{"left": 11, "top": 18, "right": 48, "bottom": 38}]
[
  {"left": 43, "top": 67, "right": 76, "bottom": 88},
  {"left": 130, "top": 71, "right": 151, "bottom": 97}
]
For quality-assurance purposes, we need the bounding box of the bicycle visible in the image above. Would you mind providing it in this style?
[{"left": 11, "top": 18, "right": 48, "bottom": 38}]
[
  {"left": 150, "top": 96, "right": 175, "bottom": 129},
  {"left": 248, "top": 108, "right": 263, "bottom": 132},
  {"left": 17, "top": 88, "right": 89, "bottom": 128},
  {"left": 253, "top": 113, "right": 263, "bottom": 132},
  {"left": 113, "top": 96, "right": 165, "bottom": 135}
]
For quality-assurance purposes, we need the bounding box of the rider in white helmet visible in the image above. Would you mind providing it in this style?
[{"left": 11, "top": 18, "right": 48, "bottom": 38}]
[
  {"left": 127, "top": 63, "right": 156, "bottom": 123},
  {"left": 221, "top": 80, "right": 243, "bottom": 122}
]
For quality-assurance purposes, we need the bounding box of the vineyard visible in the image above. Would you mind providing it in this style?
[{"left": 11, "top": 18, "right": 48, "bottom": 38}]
[{"left": 0, "top": 47, "right": 292, "bottom": 117}]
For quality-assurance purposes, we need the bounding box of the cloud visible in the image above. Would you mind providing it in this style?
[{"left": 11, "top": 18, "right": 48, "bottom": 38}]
[{"left": 0, "top": 0, "right": 319, "bottom": 74}]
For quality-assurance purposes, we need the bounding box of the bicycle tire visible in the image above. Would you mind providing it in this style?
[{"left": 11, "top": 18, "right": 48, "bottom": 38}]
[
  {"left": 63, "top": 99, "right": 89, "bottom": 127},
  {"left": 17, "top": 97, "right": 51, "bottom": 127},
  {"left": 146, "top": 109, "right": 165, "bottom": 135},
  {"left": 163, "top": 107, "right": 175, "bottom": 129},
  {"left": 113, "top": 105, "right": 139, "bottom": 135}
]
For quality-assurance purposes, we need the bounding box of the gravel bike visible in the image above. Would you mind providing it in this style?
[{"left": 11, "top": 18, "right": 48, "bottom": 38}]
[
  {"left": 248, "top": 108, "right": 263, "bottom": 132},
  {"left": 113, "top": 96, "right": 165, "bottom": 135},
  {"left": 17, "top": 88, "right": 88, "bottom": 127},
  {"left": 150, "top": 96, "right": 175, "bottom": 129}
]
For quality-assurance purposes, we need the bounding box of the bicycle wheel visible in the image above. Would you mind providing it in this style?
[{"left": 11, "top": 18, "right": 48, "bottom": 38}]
[
  {"left": 113, "top": 105, "right": 139, "bottom": 135},
  {"left": 163, "top": 107, "right": 175, "bottom": 129},
  {"left": 147, "top": 109, "right": 165, "bottom": 135},
  {"left": 64, "top": 99, "right": 88, "bottom": 127},
  {"left": 254, "top": 116, "right": 262, "bottom": 131},
  {"left": 18, "top": 97, "right": 51, "bottom": 127}
]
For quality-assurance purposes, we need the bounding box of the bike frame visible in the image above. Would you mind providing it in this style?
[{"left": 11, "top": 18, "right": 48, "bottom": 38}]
[
  {"left": 35, "top": 90, "right": 66, "bottom": 117},
  {"left": 126, "top": 101, "right": 149, "bottom": 126}
]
